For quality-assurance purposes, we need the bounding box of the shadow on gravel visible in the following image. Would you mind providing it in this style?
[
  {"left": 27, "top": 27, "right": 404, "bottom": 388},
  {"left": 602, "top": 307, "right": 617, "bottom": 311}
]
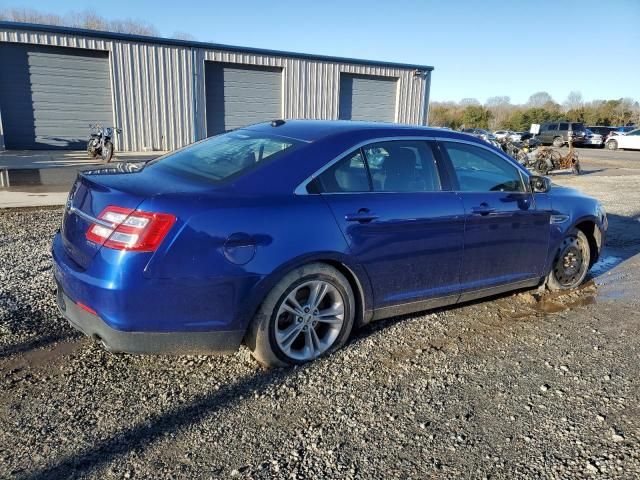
[{"left": 22, "top": 366, "right": 294, "bottom": 480}]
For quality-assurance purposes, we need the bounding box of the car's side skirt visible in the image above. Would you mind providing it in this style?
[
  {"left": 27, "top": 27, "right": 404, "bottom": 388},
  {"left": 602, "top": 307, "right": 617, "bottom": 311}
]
[{"left": 371, "top": 277, "right": 541, "bottom": 321}]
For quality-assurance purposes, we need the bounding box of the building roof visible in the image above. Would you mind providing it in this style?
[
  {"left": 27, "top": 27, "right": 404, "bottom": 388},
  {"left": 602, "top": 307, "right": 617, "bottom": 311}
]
[{"left": 0, "top": 21, "right": 434, "bottom": 72}]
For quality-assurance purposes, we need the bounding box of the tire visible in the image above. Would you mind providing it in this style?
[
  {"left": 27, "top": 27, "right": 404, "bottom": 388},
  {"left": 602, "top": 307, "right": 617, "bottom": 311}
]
[
  {"left": 545, "top": 229, "right": 591, "bottom": 291},
  {"left": 606, "top": 139, "right": 618, "bottom": 150},
  {"left": 87, "top": 141, "right": 98, "bottom": 158},
  {"left": 246, "top": 263, "right": 356, "bottom": 367},
  {"left": 572, "top": 161, "right": 581, "bottom": 175},
  {"left": 516, "top": 151, "right": 528, "bottom": 165},
  {"left": 101, "top": 141, "right": 114, "bottom": 162},
  {"left": 536, "top": 159, "right": 551, "bottom": 175},
  {"left": 552, "top": 136, "right": 564, "bottom": 148}
]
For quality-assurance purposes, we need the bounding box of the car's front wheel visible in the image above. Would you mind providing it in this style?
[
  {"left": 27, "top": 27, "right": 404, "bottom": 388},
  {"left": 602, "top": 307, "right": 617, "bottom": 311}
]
[
  {"left": 546, "top": 229, "right": 591, "bottom": 291},
  {"left": 606, "top": 139, "right": 618, "bottom": 150},
  {"left": 552, "top": 136, "right": 564, "bottom": 148},
  {"left": 246, "top": 263, "right": 355, "bottom": 367}
]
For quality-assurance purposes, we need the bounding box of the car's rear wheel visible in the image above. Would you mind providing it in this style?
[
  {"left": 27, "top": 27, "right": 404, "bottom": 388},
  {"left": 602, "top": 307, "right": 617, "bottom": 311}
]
[
  {"left": 246, "top": 263, "right": 355, "bottom": 367},
  {"left": 546, "top": 229, "right": 591, "bottom": 291},
  {"left": 552, "top": 136, "right": 564, "bottom": 148},
  {"left": 606, "top": 139, "right": 618, "bottom": 150}
]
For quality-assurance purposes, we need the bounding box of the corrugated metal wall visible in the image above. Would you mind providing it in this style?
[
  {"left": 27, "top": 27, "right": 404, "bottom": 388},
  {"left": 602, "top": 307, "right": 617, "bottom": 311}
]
[{"left": 0, "top": 26, "right": 429, "bottom": 152}]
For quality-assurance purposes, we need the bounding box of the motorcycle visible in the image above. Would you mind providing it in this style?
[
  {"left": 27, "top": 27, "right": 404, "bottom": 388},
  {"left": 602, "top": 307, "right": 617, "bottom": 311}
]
[
  {"left": 87, "top": 124, "right": 122, "bottom": 162},
  {"left": 498, "top": 137, "right": 540, "bottom": 169}
]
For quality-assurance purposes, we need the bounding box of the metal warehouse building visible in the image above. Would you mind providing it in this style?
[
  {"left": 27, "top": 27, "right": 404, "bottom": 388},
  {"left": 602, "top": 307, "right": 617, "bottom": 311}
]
[{"left": 0, "top": 21, "right": 433, "bottom": 152}]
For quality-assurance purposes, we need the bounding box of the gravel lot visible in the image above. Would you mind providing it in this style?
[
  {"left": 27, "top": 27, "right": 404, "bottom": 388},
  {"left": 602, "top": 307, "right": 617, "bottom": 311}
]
[{"left": 1, "top": 151, "right": 640, "bottom": 479}]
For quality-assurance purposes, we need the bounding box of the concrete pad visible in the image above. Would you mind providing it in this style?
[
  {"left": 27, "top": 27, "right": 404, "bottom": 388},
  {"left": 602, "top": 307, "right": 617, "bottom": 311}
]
[
  {"left": 0, "top": 190, "right": 67, "bottom": 208},
  {"left": 0, "top": 150, "right": 162, "bottom": 169}
]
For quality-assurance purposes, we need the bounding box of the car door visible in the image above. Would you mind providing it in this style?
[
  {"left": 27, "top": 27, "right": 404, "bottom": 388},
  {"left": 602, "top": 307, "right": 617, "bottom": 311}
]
[
  {"left": 314, "top": 139, "right": 465, "bottom": 312},
  {"left": 438, "top": 140, "right": 550, "bottom": 299},
  {"left": 619, "top": 129, "right": 640, "bottom": 149}
]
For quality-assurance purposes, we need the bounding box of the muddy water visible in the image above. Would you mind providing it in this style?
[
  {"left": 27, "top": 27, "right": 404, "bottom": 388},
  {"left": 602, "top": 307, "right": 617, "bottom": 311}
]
[{"left": 0, "top": 339, "right": 84, "bottom": 377}]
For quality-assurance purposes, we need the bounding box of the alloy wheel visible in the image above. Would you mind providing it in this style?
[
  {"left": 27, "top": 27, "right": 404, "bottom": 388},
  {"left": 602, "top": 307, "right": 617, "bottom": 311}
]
[{"left": 274, "top": 280, "right": 345, "bottom": 361}]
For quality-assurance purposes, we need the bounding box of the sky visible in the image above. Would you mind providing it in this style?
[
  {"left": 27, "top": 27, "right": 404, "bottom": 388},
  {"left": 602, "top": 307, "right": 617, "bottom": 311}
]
[{"left": 3, "top": 0, "right": 639, "bottom": 105}]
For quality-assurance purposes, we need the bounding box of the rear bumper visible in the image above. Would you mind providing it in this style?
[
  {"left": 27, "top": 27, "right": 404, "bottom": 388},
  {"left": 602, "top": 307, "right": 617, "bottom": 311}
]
[{"left": 56, "top": 286, "right": 243, "bottom": 354}]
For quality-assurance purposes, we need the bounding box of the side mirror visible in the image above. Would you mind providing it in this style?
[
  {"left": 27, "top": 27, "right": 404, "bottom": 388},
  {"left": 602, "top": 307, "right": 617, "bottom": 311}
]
[{"left": 530, "top": 175, "right": 551, "bottom": 193}]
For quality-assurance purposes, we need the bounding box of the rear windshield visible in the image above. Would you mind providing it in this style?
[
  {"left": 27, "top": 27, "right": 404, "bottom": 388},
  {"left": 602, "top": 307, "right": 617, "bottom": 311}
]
[{"left": 148, "top": 131, "right": 300, "bottom": 183}]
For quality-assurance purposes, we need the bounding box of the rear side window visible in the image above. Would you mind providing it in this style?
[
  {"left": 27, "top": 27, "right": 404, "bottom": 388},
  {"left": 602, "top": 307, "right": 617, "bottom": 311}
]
[
  {"left": 571, "top": 123, "right": 585, "bottom": 131},
  {"left": 442, "top": 142, "right": 525, "bottom": 193},
  {"left": 148, "top": 131, "right": 299, "bottom": 183},
  {"left": 362, "top": 141, "right": 441, "bottom": 192},
  {"left": 317, "top": 151, "right": 370, "bottom": 193}
]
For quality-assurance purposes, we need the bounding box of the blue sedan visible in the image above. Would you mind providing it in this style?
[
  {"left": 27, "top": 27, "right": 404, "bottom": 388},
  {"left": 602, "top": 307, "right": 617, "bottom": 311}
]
[{"left": 53, "top": 120, "right": 607, "bottom": 367}]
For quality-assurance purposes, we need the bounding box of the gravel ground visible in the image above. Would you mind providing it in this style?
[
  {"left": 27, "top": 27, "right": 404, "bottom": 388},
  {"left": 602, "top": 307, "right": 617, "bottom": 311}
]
[{"left": 1, "top": 155, "right": 640, "bottom": 479}]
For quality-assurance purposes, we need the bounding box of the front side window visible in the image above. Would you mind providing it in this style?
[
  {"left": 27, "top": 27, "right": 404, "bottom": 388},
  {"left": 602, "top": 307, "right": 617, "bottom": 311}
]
[
  {"left": 317, "top": 151, "right": 370, "bottom": 193},
  {"left": 149, "top": 131, "right": 299, "bottom": 183},
  {"left": 442, "top": 142, "right": 525, "bottom": 193},
  {"left": 559, "top": 123, "right": 569, "bottom": 131},
  {"left": 362, "top": 141, "right": 441, "bottom": 193}
]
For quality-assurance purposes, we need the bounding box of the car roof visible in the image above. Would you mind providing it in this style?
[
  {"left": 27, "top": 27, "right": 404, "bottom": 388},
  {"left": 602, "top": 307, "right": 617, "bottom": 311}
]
[{"left": 242, "top": 119, "right": 457, "bottom": 142}]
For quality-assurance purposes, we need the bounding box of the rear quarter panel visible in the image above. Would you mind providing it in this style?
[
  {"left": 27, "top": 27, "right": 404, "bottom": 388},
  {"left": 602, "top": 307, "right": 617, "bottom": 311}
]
[{"left": 140, "top": 193, "right": 372, "bottom": 331}]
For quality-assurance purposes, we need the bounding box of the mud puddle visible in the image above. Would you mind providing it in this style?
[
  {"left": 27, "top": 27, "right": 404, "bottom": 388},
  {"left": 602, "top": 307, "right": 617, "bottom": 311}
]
[{"left": 0, "top": 338, "right": 85, "bottom": 378}]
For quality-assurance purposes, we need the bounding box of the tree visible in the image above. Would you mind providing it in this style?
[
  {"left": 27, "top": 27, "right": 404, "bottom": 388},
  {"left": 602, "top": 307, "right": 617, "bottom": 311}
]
[
  {"left": 486, "top": 96, "right": 510, "bottom": 107},
  {"left": 0, "top": 7, "right": 159, "bottom": 36},
  {"left": 459, "top": 98, "right": 480, "bottom": 106},
  {"left": 527, "top": 91, "right": 554, "bottom": 107},
  {"left": 462, "top": 105, "right": 492, "bottom": 129},
  {"left": 564, "top": 91, "right": 583, "bottom": 111}
]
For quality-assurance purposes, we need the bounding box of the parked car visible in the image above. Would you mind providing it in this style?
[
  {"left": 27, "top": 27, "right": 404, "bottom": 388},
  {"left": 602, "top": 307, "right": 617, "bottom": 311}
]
[
  {"left": 461, "top": 128, "right": 498, "bottom": 144},
  {"left": 508, "top": 131, "right": 523, "bottom": 142},
  {"left": 584, "top": 129, "right": 604, "bottom": 148},
  {"left": 611, "top": 126, "right": 636, "bottom": 135},
  {"left": 493, "top": 130, "right": 513, "bottom": 140},
  {"left": 538, "top": 122, "right": 588, "bottom": 147},
  {"left": 606, "top": 128, "right": 640, "bottom": 150},
  {"left": 587, "top": 126, "right": 616, "bottom": 140},
  {"left": 53, "top": 120, "right": 607, "bottom": 367}
]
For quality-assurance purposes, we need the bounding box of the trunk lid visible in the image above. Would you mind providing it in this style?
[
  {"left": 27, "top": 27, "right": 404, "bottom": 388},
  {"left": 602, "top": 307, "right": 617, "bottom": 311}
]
[
  {"left": 61, "top": 171, "right": 147, "bottom": 269},
  {"left": 60, "top": 162, "right": 222, "bottom": 269}
]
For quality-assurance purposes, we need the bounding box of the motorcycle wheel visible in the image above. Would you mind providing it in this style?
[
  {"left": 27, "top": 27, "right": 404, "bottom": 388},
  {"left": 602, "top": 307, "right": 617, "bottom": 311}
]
[
  {"left": 87, "top": 141, "right": 98, "bottom": 158},
  {"left": 572, "top": 161, "right": 581, "bottom": 175},
  {"left": 536, "top": 159, "right": 551, "bottom": 175},
  {"left": 101, "top": 141, "right": 114, "bottom": 163},
  {"left": 516, "top": 151, "right": 528, "bottom": 164}
]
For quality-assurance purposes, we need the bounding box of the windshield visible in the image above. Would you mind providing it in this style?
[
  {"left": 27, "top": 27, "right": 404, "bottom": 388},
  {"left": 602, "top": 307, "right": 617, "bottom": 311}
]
[{"left": 148, "top": 131, "right": 300, "bottom": 183}]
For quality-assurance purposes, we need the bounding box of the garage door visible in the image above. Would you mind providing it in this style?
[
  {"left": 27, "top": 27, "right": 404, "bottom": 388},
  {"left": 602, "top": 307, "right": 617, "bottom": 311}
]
[
  {"left": 0, "top": 43, "right": 112, "bottom": 150},
  {"left": 339, "top": 74, "right": 398, "bottom": 122},
  {"left": 205, "top": 63, "right": 282, "bottom": 136}
]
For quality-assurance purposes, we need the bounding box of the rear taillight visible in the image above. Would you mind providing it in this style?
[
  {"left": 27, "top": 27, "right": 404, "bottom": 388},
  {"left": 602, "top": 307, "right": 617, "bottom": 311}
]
[{"left": 86, "top": 205, "right": 176, "bottom": 252}]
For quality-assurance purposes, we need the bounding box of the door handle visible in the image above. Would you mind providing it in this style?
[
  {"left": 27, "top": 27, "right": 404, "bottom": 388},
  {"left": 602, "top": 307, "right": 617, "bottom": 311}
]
[
  {"left": 471, "top": 203, "right": 496, "bottom": 216},
  {"left": 345, "top": 208, "right": 378, "bottom": 223}
]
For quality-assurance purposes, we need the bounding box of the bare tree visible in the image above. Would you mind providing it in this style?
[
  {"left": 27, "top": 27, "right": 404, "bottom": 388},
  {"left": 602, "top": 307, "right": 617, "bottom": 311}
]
[
  {"left": 527, "top": 91, "right": 554, "bottom": 107},
  {"left": 173, "top": 31, "right": 196, "bottom": 41},
  {"left": 564, "top": 91, "right": 584, "bottom": 111},
  {"left": 459, "top": 98, "right": 480, "bottom": 106},
  {"left": 0, "top": 7, "right": 159, "bottom": 37},
  {"left": 486, "top": 96, "right": 510, "bottom": 107},
  {"left": 486, "top": 96, "right": 512, "bottom": 130}
]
